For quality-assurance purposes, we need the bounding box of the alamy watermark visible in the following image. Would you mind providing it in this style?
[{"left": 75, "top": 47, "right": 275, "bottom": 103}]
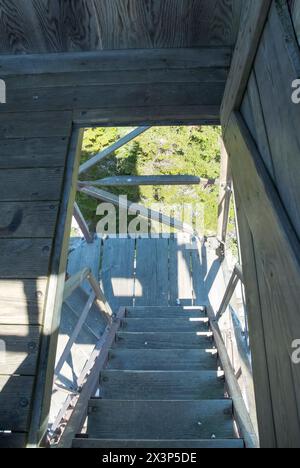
[
  {"left": 291, "top": 79, "right": 300, "bottom": 104},
  {"left": 292, "top": 340, "right": 300, "bottom": 365},
  {"left": 93, "top": 197, "right": 204, "bottom": 246},
  {"left": 0, "top": 79, "right": 6, "bottom": 104}
]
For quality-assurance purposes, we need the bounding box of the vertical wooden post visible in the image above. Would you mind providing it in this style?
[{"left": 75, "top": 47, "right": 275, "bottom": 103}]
[{"left": 217, "top": 140, "right": 232, "bottom": 251}]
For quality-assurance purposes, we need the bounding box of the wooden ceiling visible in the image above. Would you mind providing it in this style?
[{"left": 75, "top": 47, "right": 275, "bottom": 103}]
[{"left": 0, "top": 0, "right": 242, "bottom": 55}]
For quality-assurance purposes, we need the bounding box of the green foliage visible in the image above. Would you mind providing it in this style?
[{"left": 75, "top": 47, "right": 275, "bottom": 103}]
[{"left": 77, "top": 126, "right": 222, "bottom": 235}]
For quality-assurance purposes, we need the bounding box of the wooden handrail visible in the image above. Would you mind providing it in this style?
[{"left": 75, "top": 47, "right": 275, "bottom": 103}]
[
  {"left": 207, "top": 306, "right": 259, "bottom": 448},
  {"left": 216, "top": 263, "right": 243, "bottom": 321}
]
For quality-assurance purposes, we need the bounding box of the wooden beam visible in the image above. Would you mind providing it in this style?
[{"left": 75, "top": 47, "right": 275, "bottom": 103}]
[
  {"left": 54, "top": 292, "right": 96, "bottom": 380},
  {"left": 78, "top": 185, "right": 195, "bottom": 236},
  {"left": 57, "top": 308, "right": 126, "bottom": 448},
  {"left": 224, "top": 111, "right": 300, "bottom": 447},
  {"left": 221, "top": 0, "right": 272, "bottom": 129},
  {"left": 217, "top": 140, "right": 232, "bottom": 245},
  {"left": 207, "top": 307, "right": 259, "bottom": 449},
  {"left": 27, "top": 128, "right": 84, "bottom": 447},
  {"left": 74, "top": 105, "right": 220, "bottom": 127},
  {"left": 79, "top": 127, "right": 150, "bottom": 175},
  {"left": 0, "top": 48, "right": 232, "bottom": 77},
  {"left": 73, "top": 202, "right": 93, "bottom": 243},
  {"left": 80, "top": 175, "right": 201, "bottom": 187}
]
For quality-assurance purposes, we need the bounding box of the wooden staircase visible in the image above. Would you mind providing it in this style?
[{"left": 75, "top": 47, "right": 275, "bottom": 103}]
[{"left": 72, "top": 306, "right": 244, "bottom": 448}]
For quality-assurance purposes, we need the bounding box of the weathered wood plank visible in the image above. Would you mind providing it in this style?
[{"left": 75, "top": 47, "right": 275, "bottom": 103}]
[
  {"left": 0, "top": 376, "right": 34, "bottom": 432},
  {"left": 107, "top": 349, "right": 218, "bottom": 371},
  {"left": 290, "top": 0, "right": 300, "bottom": 45},
  {"left": 122, "top": 318, "right": 209, "bottom": 333},
  {"left": 74, "top": 105, "right": 220, "bottom": 127},
  {"left": 221, "top": 0, "right": 272, "bottom": 129},
  {"left": 100, "top": 238, "right": 135, "bottom": 310},
  {"left": 100, "top": 370, "right": 224, "bottom": 401},
  {"left": 234, "top": 190, "right": 276, "bottom": 448},
  {"left": 0, "top": 137, "right": 68, "bottom": 169},
  {"left": 85, "top": 175, "right": 201, "bottom": 187},
  {"left": 0, "top": 279, "right": 46, "bottom": 326},
  {"left": 28, "top": 128, "right": 82, "bottom": 446},
  {"left": 73, "top": 438, "right": 244, "bottom": 449},
  {"left": 241, "top": 71, "right": 274, "bottom": 178},
  {"left": 2, "top": 82, "right": 226, "bottom": 113},
  {"left": 0, "top": 48, "right": 232, "bottom": 76},
  {"left": 254, "top": 1, "right": 300, "bottom": 239},
  {"left": 0, "top": 202, "right": 59, "bottom": 238},
  {"left": 224, "top": 111, "right": 300, "bottom": 448},
  {"left": 0, "top": 168, "right": 64, "bottom": 202},
  {"left": 0, "top": 239, "right": 52, "bottom": 278},
  {"left": 0, "top": 1, "right": 239, "bottom": 54},
  {"left": 115, "top": 332, "right": 212, "bottom": 350},
  {"left": 0, "top": 112, "right": 72, "bottom": 139},
  {"left": 6, "top": 67, "right": 229, "bottom": 89},
  {"left": 0, "top": 325, "right": 41, "bottom": 375},
  {"left": 135, "top": 238, "right": 169, "bottom": 306},
  {"left": 170, "top": 235, "right": 193, "bottom": 306},
  {"left": 87, "top": 399, "right": 234, "bottom": 440}
]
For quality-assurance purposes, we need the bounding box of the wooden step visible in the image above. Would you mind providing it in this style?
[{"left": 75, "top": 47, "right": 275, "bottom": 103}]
[
  {"left": 73, "top": 438, "right": 244, "bottom": 448},
  {"left": 87, "top": 399, "right": 235, "bottom": 440},
  {"left": 107, "top": 349, "right": 218, "bottom": 371},
  {"left": 126, "top": 307, "right": 206, "bottom": 319},
  {"left": 121, "top": 318, "right": 209, "bottom": 333},
  {"left": 99, "top": 371, "right": 225, "bottom": 400},
  {"left": 115, "top": 332, "right": 213, "bottom": 349}
]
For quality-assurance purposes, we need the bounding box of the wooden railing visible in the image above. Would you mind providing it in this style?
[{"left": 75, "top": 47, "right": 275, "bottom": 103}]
[
  {"left": 49, "top": 269, "right": 122, "bottom": 447},
  {"left": 209, "top": 262, "right": 259, "bottom": 448}
]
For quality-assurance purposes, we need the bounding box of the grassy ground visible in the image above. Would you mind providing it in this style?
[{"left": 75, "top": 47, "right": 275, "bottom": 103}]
[{"left": 76, "top": 126, "right": 236, "bottom": 240}]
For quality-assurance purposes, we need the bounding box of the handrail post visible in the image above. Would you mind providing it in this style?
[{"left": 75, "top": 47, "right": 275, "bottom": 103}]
[{"left": 217, "top": 140, "right": 232, "bottom": 257}]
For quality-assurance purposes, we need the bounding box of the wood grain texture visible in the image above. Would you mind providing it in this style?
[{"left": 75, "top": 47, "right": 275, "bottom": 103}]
[
  {"left": 107, "top": 349, "right": 218, "bottom": 371},
  {"left": 0, "top": 0, "right": 241, "bottom": 54},
  {"left": 115, "top": 332, "right": 212, "bottom": 349},
  {"left": 289, "top": 0, "right": 300, "bottom": 45},
  {"left": 234, "top": 190, "right": 276, "bottom": 448},
  {"left": 0, "top": 112, "right": 72, "bottom": 139},
  {"left": 224, "top": 111, "right": 300, "bottom": 448},
  {"left": 74, "top": 105, "right": 221, "bottom": 127},
  {"left": 0, "top": 325, "right": 41, "bottom": 375},
  {"left": 0, "top": 202, "right": 59, "bottom": 238},
  {"left": 0, "top": 168, "right": 64, "bottom": 202},
  {"left": 0, "top": 239, "right": 52, "bottom": 278},
  {"left": 253, "top": 1, "right": 300, "bottom": 240},
  {"left": 87, "top": 399, "right": 234, "bottom": 440},
  {"left": 0, "top": 279, "right": 47, "bottom": 325},
  {"left": 0, "top": 137, "right": 68, "bottom": 169},
  {"left": 100, "top": 238, "right": 135, "bottom": 310},
  {"left": 0, "top": 375, "right": 34, "bottom": 431},
  {"left": 221, "top": 0, "right": 272, "bottom": 129},
  {"left": 3, "top": 82, "right": 226, "bottom": 113},
  {"left": 135, "top": 238, "right": 169, "bottom": 306},
  {"left": 100, "top": 370, "right": 224, "bottom": 400},
  {"left": 121, "top": 318, "right": 209, "bottom": 333}
]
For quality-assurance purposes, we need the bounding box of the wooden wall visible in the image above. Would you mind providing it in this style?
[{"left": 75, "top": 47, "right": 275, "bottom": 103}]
[
  {"left": 0, "top": 0, "right": 242, "bottom": 54},
  {"left": 222, "top": 0, "right": 300, "bottom": 448},
  {"left": 0, "top": 112, "right": 81, "bottom": 447},
  {"left": 289, "top": 0, "right": 300, "bottom": 45}
]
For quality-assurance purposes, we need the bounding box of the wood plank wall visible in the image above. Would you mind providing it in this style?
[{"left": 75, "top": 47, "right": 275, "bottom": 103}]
[
  {"left": 0, "top": 0, "right": 242, "bottom": 54},
  {"left": 0, "top": 111, "right": 79, "bottom": 447},
  {"left": 223, "top": 0, "right": 300, "bottom": 448},
  {"left": 289, "top": 0, "right": 300, "bottom": 45}
]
